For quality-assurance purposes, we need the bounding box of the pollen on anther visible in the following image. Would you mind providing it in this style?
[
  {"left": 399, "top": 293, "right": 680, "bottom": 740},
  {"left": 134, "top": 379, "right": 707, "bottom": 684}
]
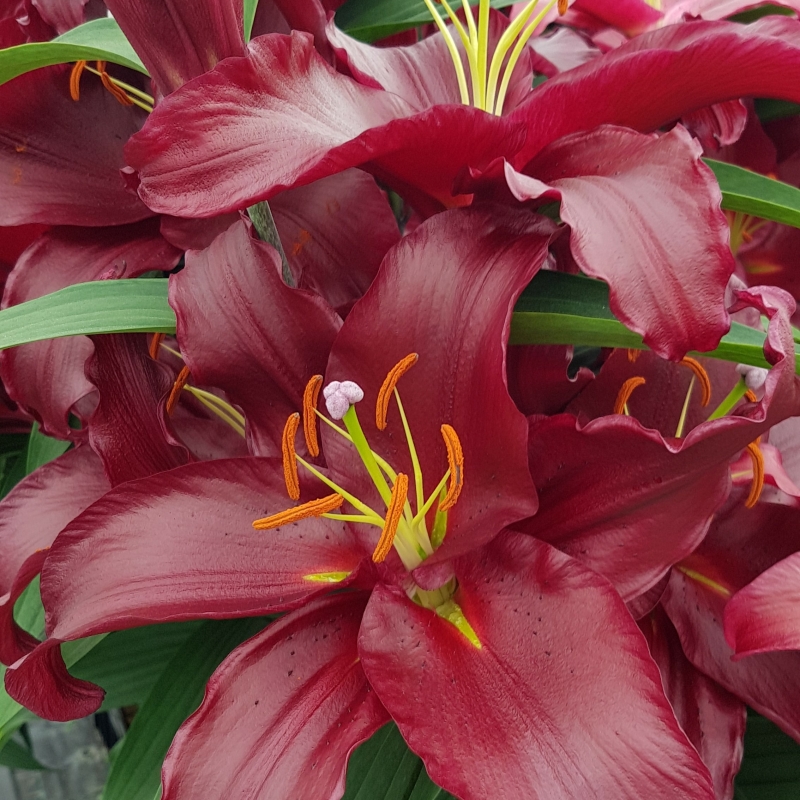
[
  {"left": 96, "top": 61, "right": 134, "bottom": 106},
  {"left": 282, "top": 413, "right": 301, "bottom": 501},
  {"left": 373, "top": 473, "right": 409, "bottom": 563},
  {"left": 166, "top": 365, "right": 191, "bottom": 415},
  {"left": 302, "top": 375, "right": 323, "bottom": 458},
  {"left": 745, "top": 440, "right": 765, "bottom": 509},
  {"left": 558, "top": 0, "right": 569, "bottom": 14},
  {"left": 376, "top": 354, "right": 418, "bottom": 431},
  {"left": 149, "top": 333, "right": 166, "bottom": 361},
  {"left": 253, "top": 493, "right": 343, "bottom": 531},
  {"left": 440, "top": 424, "right": 464, "bottom": 512},
  {"left": 745, "top": 389, "right": 758, "bottom": 403},
  {"left": 680, "top": 357, "right": 712, "bottom": 406},
  {"left": 613, "top": 376, "right": 646, "bottom": 415},
  {"left": 626, "top": 349, "right": 641, "bottom": 363},
  {"left": 69, "top": 61, "right": 87, "bottom": 101}
]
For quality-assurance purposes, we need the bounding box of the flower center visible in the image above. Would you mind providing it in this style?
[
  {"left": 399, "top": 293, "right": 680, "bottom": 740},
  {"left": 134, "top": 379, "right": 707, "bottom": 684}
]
[
  {"left": 252, "top": 355, "right": 464, "bottom": 574},
  {"left": 615, "top": 354, "right": 765, "bottom": 507},
  {"left": 69, "top": 60, "right": 154, "bottom": 113},
  {"left": 424, "top": 0, "right": 565, "bottom": 116}
]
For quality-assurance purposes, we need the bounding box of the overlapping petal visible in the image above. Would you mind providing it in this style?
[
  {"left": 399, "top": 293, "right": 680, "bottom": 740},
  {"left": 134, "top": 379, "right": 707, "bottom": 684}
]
[
  {"left": 325, "top": 207, "right": 548, "bottom": 560},
  {"left": 359, "top": 532, "right": 715, "bottom": 800},
  {"left": 162, "top": 593, "right": 388, "bottom": 800},
  {"left": 171, "top": 219, "right": 340, "bottom": 457},
  {"left": 0, "top": 221, "right": 180, "bottom": 439}
]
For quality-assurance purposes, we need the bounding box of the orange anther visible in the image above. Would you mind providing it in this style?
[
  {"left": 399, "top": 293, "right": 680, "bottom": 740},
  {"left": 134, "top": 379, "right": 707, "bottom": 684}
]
[
  {"left": 166, "top": 365, "right": 191, "bottom": 415},
  {"left": 149, "top": 333, "right": 166, "bottom": 361},
  {"left": 376, "top": 353, "right": 418, "bottom": 431},
  {"left": 302, "top": 375, "right": 323, "bottom": 458},
  {"left": 613, "top": 377, "right": 646, "bottom": 415},
  {"left": 745, "top": 441, "right": 765, "bottom": 509},
  {"left": 627, "top": 349, "right": 641, "bottom": 363},
  {"left": 69, "top": 61, "right": 87, "bottom": 101},
  {"left": 252, "top": 493, "right": 343, "bottom": 531},
  {"left": 373, "top": 473, "right": 409, "bottom": 563},
  {"left": 680, "top": 357, "right": 711, "bottom": 406},
  {"left": 96, "top": 61, "right": 134, "bottom": 106},
  {"left": 745, "top": 389, "right": 757, "bottom": 403},
  {"left": 558, "top": 0, "right": 569, "bottom": 13},
  {"left": 439, "top": 424, "right": 464, "bottom": 511},
  {"left": 282, "top": 413, "right": 301, "bottom": 501}
]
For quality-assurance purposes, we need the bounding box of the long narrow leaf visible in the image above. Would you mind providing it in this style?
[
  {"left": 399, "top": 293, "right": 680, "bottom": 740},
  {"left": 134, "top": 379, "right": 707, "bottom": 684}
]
[
  {"left": 0, "top": 18, "right": 147, "bottom": 86},
  {"left": 244, "top": 0, "right": 260, "bottom": 40}
]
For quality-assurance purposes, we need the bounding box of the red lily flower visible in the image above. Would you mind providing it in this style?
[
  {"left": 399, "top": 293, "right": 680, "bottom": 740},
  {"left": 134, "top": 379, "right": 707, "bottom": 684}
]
[
  {"left": 125, "top": 14, "right": 800, "bottom": 358},
  {"left": 5, "top": 208, "right": 716, "bottom": 799}
]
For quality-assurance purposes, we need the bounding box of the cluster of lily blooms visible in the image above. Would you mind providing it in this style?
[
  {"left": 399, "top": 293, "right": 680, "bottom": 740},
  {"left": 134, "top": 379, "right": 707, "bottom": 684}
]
[{"left": 3, "top": 0, "right": 800, "bottom": 797}]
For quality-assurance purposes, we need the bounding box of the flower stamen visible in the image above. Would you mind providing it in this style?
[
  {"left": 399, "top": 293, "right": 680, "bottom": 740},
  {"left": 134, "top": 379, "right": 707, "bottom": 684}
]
[
  {"left": 745, "top": 389, "right": 758, "bottom": 403},
  {"left": 680, "top": 357, "right": 711, "bottom": 407},
  {"left": 627, "top": 349, "right": 641, "bottom": 363},
  {"left": 439, "top": 424, "right": 464, "bottom": 511},
  {"left": 149, "top": 333, "right": 166, "bottom": 360},
  {"left": 95, "top": 61, "right": 134, "bottom": 106},
  {"left": 613, "top": 376, "right": 646, "bottom": 415},
  {"left": 252, "top": 493, "right": 343, "bottom": 530},
  {"left": 282, "top": 413, "right": 301, "bottom": 501},
  {"left": 373, "top": 473, "right": 409, "bottom": 563},
  {"left": 302, "top": 375, "right": 323, "bottom": 457},
  {"left": 69, "top": 60, "right": 87, "bottom": 101},
  {"left": 376, "top": 354, "right": 418, "bottom": 430},
  {"left": 166, "top": 365, "right": 191, "bottom": 415},
  {"left": 745, "top": 440, "right": 765, "bottom": 508}
]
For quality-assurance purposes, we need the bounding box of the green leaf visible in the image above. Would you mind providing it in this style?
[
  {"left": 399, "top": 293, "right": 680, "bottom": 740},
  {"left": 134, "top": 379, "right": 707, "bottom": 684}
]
[
  {"left": 0, "top": 279, "right": 175, "bottom": 351},
  {"left": 735, "top": 712, "right": 800, "bottom": 799},
  {"left": 244, "top": 0, "right": 260, "bottom": 40},
  {"left": 342, "top": 723, "right": 454, "bottom": 800},
  {"left": 0, "top": 434, "right": 30, "bottom": 458},
  {"left": 754, "top": 98, "right": 800, "bottom": 123},
  {"left": 0, "top": 737, "right": 47, "bottom": 771},
  {"left": 0, "top": 18, "right": 147, "bottom": 86},
  {"left": 511, "top": 271, "right": 798, "bottom": 373},
  {"left": 706, "top": 158, "right": 800, "bottom": 229},
  {"left": 101, "top": 618, "right": 269, "bottom": 800},
  {"left": 337, "top": 0, "right": 515, "bottom": 41},
  {"left": 25, "top": 422, "right": 69, "bottom": 476}
]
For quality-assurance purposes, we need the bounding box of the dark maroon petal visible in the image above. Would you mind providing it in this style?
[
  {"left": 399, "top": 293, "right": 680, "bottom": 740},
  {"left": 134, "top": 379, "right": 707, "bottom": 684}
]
[
  {"left": 0, "top": 66, "right": 149, "bottom": 226},
  {"left": 510, "top": 18, "right": 800, "bottom": 165},
  {"left": 42, "top": 458, "right": 366, "bottom": 643},
  {"left": 663, "top": 565, "right": 800, "bottom": 742},
  {"left": 271, "top": 171, "right": 400, "bottom": 315},
  {"left": 643, "top": 606, "right": 746, "bottom": 800},
  {"left": 162, "top": 593, "right": 388, "bottom": 800},
  {"left": 0, "top": 223, "right": 48, "bottom": 268},
  {"left": 31, "top": 0, "right": 92, "bottom": 33},
  {"left": 507, "top": 345, "right": 593, "bottom": 416},
  {"left": 169, "top": 404, "right": 249, "bottom": 461},
  {"left": 0, "top": 446, "right": 109, "bottom": 665},
  {"left": 126, "top": 33, "right": 527, "bottom": 217},
  {"left": 326, "top": 207, "right": 549, "bottom": 561},
  {"left": 172, "top": 219, "right": 340, "bottom": 457},
  {"left": 0, "top": 221, "right": 180, "bottom": 439},
  {"left": 519, "top": 414, "right": 730, "bottom": 600},
  {"left": 572, "top": 0, "right": 662, "bottom": 33},
  {"left": 359, "top": 532, "right": 715, "bottom": 800},
  {"left": 86, "top": 334, "right": 189, "bottom": 485},
  {"left": 724, "top": 552, "right": 800, "bottom": 656},
  {"left": 159, "top": 213, "right": 239, "bottom": 251},
  {"left": 103, "top": 0, "right": 245, "bottom": 94},
  {"left": 515, "top": 125, "right": 734, "bottom": 360}
]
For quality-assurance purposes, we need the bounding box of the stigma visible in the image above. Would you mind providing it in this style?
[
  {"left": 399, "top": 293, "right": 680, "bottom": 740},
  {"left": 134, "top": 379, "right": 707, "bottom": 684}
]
[
  {"left": 424, "top": 0, "right": 566, "bottom": 115},
  {"left": 252, "top": 356, "right": 465, "bottom": 573}
]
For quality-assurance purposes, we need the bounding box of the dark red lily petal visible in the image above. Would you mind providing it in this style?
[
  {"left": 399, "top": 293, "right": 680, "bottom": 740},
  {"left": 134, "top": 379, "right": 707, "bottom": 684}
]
[
  {"left": 327, "top": 11, "right": 533, "bottom": 114},
  {"left": 681, "top": 99, "right": 748, "bottom": 152},
  {"left": 642, "top": 606, "right": 746, "bottom": 800},
  {"left": 6, "top": 458, "right": 366, "bottom": 719},
  {"left": 0, "top": 223, "right": 48, "bottom": 268},
  {"left": 126, "top": 32, "right": 527, "bottom": 217},
  {"left": 170, "top": 404, "right": 249, "bottom": 461},
  {"left": 664, "top": 565, "right": 800, "bottom": 742},
  {"left": 31, "top": 0, "right": 94, "bottom": 34},
  {"left": 172, "top": 219, "right": 340, "bottom": 457},
  {"left": 738, "top": 221, "right": 800, "bottom": 299},
  {"left": 270, "top": 170, "right": 400, "bottom": 315},
  {"left": 519, "top": 413, "right": 731, "bottom": 601},
  {"left": 572, "top": 0, "right": 663, "bottom": 34},
  {"left": 0, "top": 66, "right": 149, "bottom": 226},
  {"left": 326, "top": 208, "right": 549, "bottom": 561},
  {"left": 510, "top": 125, "right": 733, "bottom": 360},
  {"left": 86, "top": 334, "right": 189, "bottom": 485},
  {"left": 103, "top": 0, "right": 245, "bottom": 94},
  {"left": 269, "top": 0, "right": 342, "bottom": 60},
  {"left": 0, "top": 446, "right": 109, "bottom": 665},
  {"left": 0, "top": 221, "right": 180, "bottom": 440},
  {"left": 724, "top": 553, "right": 800, "bottom": 656},
  {"left": 162, "top": 592, "right": 389, "bottom": 800},
  {"left": 507, "top": 345, "right": 594, "bottom": 417},
  {"left": 511, "top": 18, "right": 800, "bottom": 166},
  {"left": 159, "top": 213, "right": 240, "bottom": 251},
  {"left": 359, "top": 532, "right": 715, "bottom": 800}
]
